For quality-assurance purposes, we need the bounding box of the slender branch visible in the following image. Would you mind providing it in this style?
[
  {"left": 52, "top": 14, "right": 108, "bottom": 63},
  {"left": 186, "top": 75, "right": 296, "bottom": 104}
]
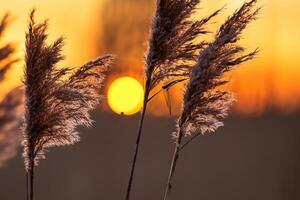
[
  {"left": 179, "top": 132, "right": 202, "bottom": 151},
  {"left": 125, "top": 80, "right": 150, "bottom": 200},
  {"left": 163, "top": 129, "right": 184, "bottom": 200}
]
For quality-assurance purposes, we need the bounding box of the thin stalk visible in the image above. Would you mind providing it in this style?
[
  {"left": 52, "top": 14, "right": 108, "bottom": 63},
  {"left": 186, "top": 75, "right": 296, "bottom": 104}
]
[
  {"left": 30, "top": 166, "right": 34, "bottom": 200},
  {"left": 163, "top": 129, "right": 184, "bottom": 200},
  {"left": 26, "top": 171, "right": 29, "bottom": 200},
  {"left": 125, "top": 80, "right": 150, "bottom": 200},
  {"left": 28, "top": 156, "right": 34, "bottom": 200}
]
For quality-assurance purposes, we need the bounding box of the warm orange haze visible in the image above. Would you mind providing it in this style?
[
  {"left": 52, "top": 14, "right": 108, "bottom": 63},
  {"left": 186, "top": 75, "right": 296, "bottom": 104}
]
[
  {"left": 0, "top": 0, "right": 299, "bottom": 115},
  {"left": 1, "top": 1, "right": 300, "bottom": 200}
]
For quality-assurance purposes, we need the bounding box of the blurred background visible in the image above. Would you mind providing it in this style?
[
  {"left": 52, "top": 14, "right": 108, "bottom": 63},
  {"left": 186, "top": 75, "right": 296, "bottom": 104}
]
[{"left": 0, "top": 0, "right": 300, "bottom": 200}]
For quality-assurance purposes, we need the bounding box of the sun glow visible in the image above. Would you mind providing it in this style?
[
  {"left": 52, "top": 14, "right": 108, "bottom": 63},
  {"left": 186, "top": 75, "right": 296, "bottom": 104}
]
[
  {"left": 107, "top": 77, "right": 144, "bottom": 115},
  {"left": 1, "top": 0, "right": 300, "bottom": 115}
]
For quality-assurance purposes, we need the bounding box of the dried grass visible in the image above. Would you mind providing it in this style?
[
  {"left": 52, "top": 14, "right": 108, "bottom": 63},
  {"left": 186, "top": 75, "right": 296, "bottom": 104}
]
[
  {"left": 0, "top": 87, "right": 24, "bottom": 167},
  {"left": 0, "top": 13, "right": 18, "bottom": 81},
  {"left": 0, "top": 13, "right": 22, "bottom": 167},
  {"left": 126, "top": 1, "right": 220, "bottom": 199},
  {"left": 164, "top": 1, "right": 260, "bottom": 199},
  {"left": 146, "top": 0, "right": 221, "bottom": 91},
  {"left": 22, "top": 9, "right": 114, "bottom": 200}
]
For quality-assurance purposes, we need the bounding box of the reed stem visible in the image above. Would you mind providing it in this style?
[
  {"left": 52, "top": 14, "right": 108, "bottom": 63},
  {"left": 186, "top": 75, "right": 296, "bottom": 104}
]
[
  {"left": 26, "top": 171, "right": 29, "bottom": 200},
  {"left": 125, "top": 80, "right": 150, "bottom": 200},
  {"left": 27, "top": 156, "right": 34, "bottom": 200},
  {"left": 163, "top": 129, "right": 184, "bottom": 200},
  {"left": 30, "top": 166, "right": 34, "bottom": 200}
]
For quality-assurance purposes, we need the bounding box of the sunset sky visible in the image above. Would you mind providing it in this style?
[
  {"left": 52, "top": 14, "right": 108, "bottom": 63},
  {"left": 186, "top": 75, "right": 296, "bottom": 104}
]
[
  {"left": 0, "top": 0, "right": 299, "bottom": 115},
  {"left": 1, "top": 2, "right": 300, "bottom": 199}
]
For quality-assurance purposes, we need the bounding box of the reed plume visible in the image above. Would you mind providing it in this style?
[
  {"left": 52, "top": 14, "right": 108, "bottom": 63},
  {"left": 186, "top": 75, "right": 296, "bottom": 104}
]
[
  {"left": 163, "top": 1, "right": 260, "bottom": 199},
  {"left": 0, "top": 87, "right": 24, "bottom": 167},
  {"left": 126, "top": 0, "right": 220, "bottom": 199},
  {"left": 23, "top": 10, "right": 114, "bottom": 200},
  {"left": 0, "top": 13, "right": 22, "bottom": 167},
  {"left": 0, "top": 13, "right": 18, "bottom": 81}
]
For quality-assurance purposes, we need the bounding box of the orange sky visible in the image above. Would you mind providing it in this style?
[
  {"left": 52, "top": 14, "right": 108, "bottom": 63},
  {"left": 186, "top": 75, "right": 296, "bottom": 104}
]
[{"left": 0, "top": 0, "right": 299, "bottom": 116}]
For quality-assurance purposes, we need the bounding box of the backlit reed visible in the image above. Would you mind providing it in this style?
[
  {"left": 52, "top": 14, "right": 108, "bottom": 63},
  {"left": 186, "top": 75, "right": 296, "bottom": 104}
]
[{"left": 22, "top": 9, "right": 114, "bottom": 200}]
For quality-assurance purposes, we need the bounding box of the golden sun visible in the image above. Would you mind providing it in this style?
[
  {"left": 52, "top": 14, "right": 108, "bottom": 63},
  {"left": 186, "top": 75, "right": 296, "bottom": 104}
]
[{"left": 107, "top": 77, "right": 144, "bottom": 115}]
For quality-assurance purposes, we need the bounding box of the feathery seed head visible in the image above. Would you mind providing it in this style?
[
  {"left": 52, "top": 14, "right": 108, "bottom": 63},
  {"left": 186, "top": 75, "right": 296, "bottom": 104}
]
[
  {"left": 0, "top": 87, "right": 24, "bottom": 167},
  {"left": 176, "top": 0, "right": 259, "bottom": 138},
  {"left": 23, "top": 9, "right": 114, "bottom": 171},
  {"left": 0, "top": 13, "right": 17, "bottom": 81},
  {"left": 0, "top": 13, "right": 21, "bottom": 167},
  {"left": 146, "top": 0, "right": 221, "bottom": 91}
]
